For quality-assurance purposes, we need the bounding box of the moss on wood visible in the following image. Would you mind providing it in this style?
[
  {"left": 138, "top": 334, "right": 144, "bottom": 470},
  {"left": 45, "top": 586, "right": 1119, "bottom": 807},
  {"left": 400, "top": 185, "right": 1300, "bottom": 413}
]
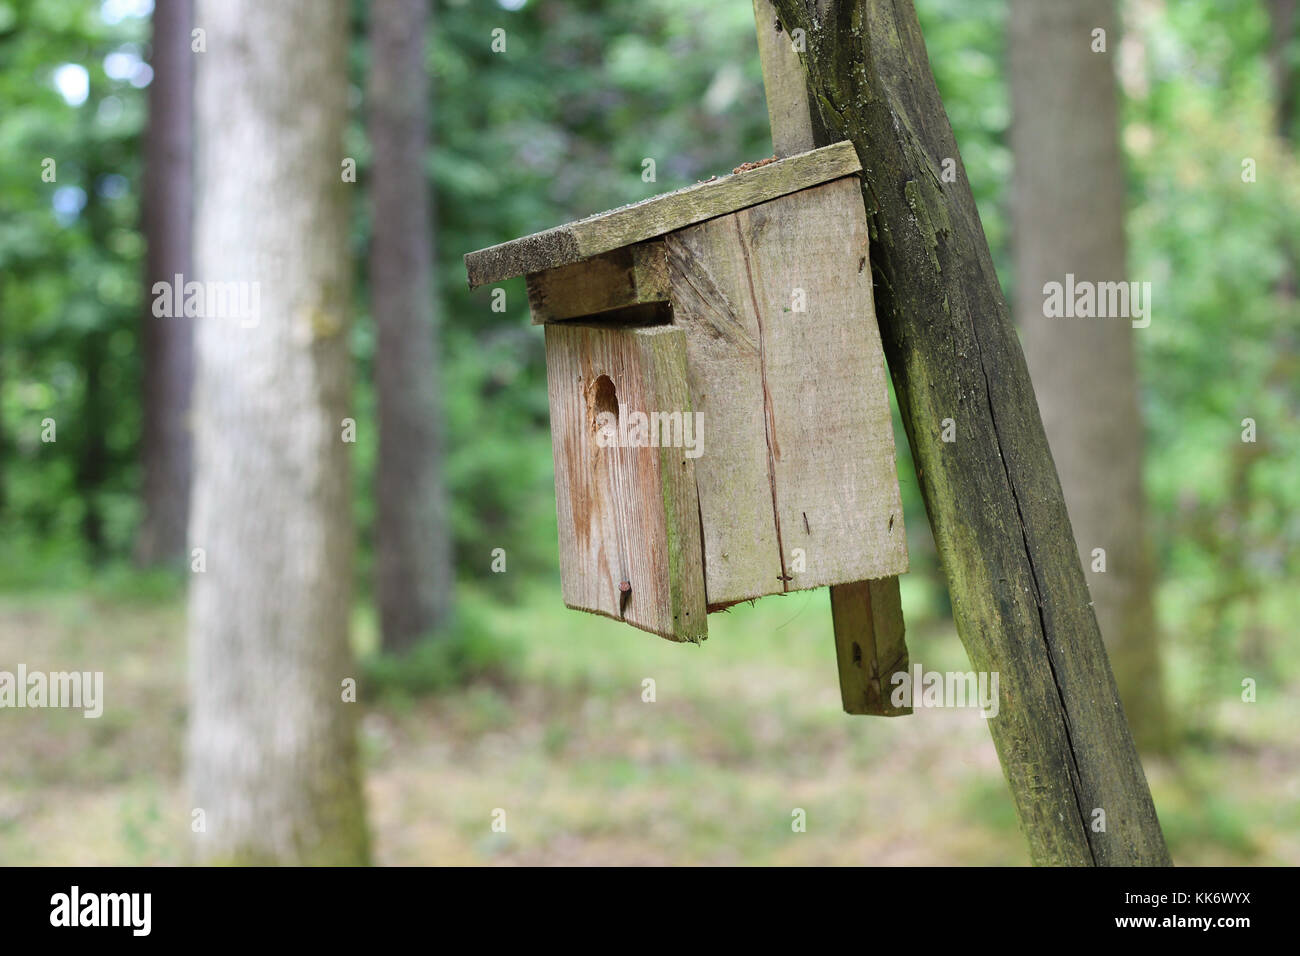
[{"left": 771, "top": 0, "right": 1170, "bottom": 866}]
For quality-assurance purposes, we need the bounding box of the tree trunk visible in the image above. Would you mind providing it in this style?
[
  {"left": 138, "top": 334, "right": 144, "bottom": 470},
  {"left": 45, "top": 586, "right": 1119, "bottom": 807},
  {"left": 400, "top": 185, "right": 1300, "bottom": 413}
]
[
  {"left": 78, "top": 117, "right": 116, "bottom": 563},
  {"left": 137, "top": 0, "right": 196, "bottom": 566},
  {"left": 1270, "top": 0, "right": 1298, "bottom": 145},
  {"left": 75, "top": 328, "right": 109, "bottom": 559},
  {"left": 770, "top": 0, "right": 1169, "bottom": 865},
  {"left": 1009, "top": 0, "right": 1170, "bottom": 752},
  {"left": 368, "top": 0, "right": 453, "bottom": 653},
  {"left": 1269, "top": 0, "right": 1298, "bottom": 297},
  {"left": 188, "top": 0, "right": 369, "bottom": 864}
]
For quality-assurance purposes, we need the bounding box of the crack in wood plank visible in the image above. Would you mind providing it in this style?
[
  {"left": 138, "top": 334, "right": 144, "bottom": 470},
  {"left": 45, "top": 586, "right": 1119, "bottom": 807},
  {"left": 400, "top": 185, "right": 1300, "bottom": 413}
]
[
  {"left": 664, "top": 235, "right": 759, "bottom": 353},
  {"left": 732, "top": 214, "right": 789, "bottom": 591}
]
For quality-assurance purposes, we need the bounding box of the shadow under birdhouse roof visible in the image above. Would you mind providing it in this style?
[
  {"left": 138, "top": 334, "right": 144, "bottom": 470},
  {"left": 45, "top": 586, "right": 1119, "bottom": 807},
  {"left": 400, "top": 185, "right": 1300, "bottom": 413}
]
[{"left": 464, "top": 140, "right": 861, "bottom": 288}]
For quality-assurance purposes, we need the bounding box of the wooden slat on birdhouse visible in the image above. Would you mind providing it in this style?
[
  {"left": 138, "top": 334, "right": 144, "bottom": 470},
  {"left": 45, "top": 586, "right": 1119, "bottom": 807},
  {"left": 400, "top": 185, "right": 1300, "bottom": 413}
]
[
  {"left": 544, "top": 323, "right": 708, "bottom": 643},
  {"left": 830, "top": 576, "right": 911, "bottom": 715},
  {"left": 464, "top": 140, "right": 861, "bottom": 287},
  {"left": 526, "top": 241, "right": 670, "bottom": 325},
  {"left": 666, "top": 176, "right": 908, "bottom": 607}
]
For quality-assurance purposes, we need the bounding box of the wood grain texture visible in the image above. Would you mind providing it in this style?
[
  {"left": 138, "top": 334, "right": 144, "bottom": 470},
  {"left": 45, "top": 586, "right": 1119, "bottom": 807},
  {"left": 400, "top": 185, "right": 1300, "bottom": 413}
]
[
  {"left": 544, "top": 323, "right": 707, "bottom": 642},
  {"left": 830, "top": 577, "right": 910, "bottom": 716},
  {"left": 752, "top": 0, "right": 831, "bottom": 158},
  {"left": 771, "top": 0, "right": 1170, "bottom": 865},
  {"left": 752, "top": 0, "right": 911, "bottom": 723},
  {"left": 665, "top": 216, "right": 782, "bottom": 606},
  {"left": 526, "top": 241, "right": 670, "bottom": 325},
  {"left": 667, "top": 176, "right": 907, "bottom": 607},
  {"left": 465, "top": 141, "right": 861, "bottom": 287},
  {"left": 735, "top": 177, "right": 908, "bottom": 591}
]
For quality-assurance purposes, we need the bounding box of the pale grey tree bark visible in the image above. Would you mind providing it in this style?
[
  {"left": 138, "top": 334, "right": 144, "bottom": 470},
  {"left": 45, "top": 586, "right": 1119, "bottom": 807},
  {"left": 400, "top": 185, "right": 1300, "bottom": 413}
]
[
  {"left": 368, "top": 0, "right": 453, "bottom": 653},
  {"left": 137, "top": 0, "right": 195, "bottom": 565},
  {"left": 1009, "top": 0, "right": 1170, "bottom": 750},
  {"left": 187, "top": 0, "right": 369, "bottom": 863}
]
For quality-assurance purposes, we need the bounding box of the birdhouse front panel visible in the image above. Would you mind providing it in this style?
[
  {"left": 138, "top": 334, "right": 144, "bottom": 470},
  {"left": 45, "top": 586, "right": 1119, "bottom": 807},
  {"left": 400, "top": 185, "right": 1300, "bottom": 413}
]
[{"left": 544, "top": 323, "right": 707, "bottom": 643}]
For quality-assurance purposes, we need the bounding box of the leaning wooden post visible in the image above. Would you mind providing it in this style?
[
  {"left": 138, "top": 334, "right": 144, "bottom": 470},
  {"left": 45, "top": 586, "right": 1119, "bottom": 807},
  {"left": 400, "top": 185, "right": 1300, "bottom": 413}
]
[{"left": 763, "top": 0, "right": 1170, "bottom": 864}]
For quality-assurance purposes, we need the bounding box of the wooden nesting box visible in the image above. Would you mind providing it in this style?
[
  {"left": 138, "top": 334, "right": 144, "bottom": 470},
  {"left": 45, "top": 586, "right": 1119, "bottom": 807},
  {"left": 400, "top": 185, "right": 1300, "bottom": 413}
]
[{"left": 465, "top": 141, "right": 908, "bottom": 651}]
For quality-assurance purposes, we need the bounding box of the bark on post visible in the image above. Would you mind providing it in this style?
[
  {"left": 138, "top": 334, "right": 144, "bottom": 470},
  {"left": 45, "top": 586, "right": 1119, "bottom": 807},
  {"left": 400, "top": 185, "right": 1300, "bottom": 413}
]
[{"left": 769, "top": 0, "right": 1170, "bottom": 865}]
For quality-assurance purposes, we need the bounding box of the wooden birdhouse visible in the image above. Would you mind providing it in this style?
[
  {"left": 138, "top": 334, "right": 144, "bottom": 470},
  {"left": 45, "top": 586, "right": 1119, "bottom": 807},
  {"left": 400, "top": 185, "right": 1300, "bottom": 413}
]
[{"left": 465, "top": 140, "right": 912, "bottom": 716}]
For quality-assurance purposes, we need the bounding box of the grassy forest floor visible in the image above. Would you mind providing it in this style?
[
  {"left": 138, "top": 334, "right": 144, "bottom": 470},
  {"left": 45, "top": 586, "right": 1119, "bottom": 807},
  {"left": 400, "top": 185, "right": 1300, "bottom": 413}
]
[{"left": 1, "top": 579, "right": 1296, "bottom": 866}]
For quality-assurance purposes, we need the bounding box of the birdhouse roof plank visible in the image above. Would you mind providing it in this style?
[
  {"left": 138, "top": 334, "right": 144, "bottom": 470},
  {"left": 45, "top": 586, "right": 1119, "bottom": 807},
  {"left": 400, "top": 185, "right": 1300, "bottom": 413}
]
[{"left": 464, "top": 140, "right": 861, "bottom": 288}]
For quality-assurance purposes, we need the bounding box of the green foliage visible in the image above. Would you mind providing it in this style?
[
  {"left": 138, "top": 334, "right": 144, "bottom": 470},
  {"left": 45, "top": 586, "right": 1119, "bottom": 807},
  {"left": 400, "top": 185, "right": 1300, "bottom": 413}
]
[
  {"left": 0, "top": 0, "right": 1294, "bottom": 747},
  {"left": 917, "top": 0, "right": 1011, "bottom": 283},
  {"left": 0, "top": 0, "right": 147, "bottom": 563},
  {"left": 360, "top": 596, "right": 522, "bottom": 699}
]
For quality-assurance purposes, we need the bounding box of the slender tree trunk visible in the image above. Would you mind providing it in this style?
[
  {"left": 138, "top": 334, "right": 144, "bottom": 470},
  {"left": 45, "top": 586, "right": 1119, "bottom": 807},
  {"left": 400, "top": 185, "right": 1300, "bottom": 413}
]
[
  {"left": 1269, "top": 0, "right": 1299, "bottom": 299},
  {"left": 368, "top": 0, "right": 452, "bottom": 653},
  {"left": 79, "top": 122, "right": 115, "bottom": 562},
  {"left": 1270, "top": 0, "right": 1298, "bottom": 146},
  {"left": 1009, "top": 0, "right": 1170, "bottom": 752},
  {"left": 188, "top": 0, "right": 369, "bottom": 864},
  {"left": 137, "top": 0, "right": 195, "bottom": 566},
  {"left": 75, "top": 328, "right": 109, "bottom": 559},
  {"left": 770, "top": 0, "right": 1169, "bottom": 864}
]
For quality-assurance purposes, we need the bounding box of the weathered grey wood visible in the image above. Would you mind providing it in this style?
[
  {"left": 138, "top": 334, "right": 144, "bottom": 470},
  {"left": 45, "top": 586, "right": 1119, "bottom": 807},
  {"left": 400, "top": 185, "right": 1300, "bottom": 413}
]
[
  {"left": 751, "top": 0, "right": 910, "bottom": 713},
  {"left": 830, "top": 576, "right": 910, "bottom": 716},
  {"left": 771, "top": 0, "right": 1170, "bottom": 865},
  {"left": 465, "top": 140, "right": 861, "bottom": 287},
  {"left": 544, "top": 323, "right": 707, "bottom": 642},
  {"left": 526, "top": 241, "right": 670, "bottom": 325},
  {"left": 665, "top": 216, "right": 782, "bottom": 606},
  {"left": 752, "top": 0, "right": 831, "bottom": 158},
  {"left": 734, "top": 177, "right": 907, "bottom": 590},
  {"left": 667, "top": 176, "right": 907, "bottom": 606}
]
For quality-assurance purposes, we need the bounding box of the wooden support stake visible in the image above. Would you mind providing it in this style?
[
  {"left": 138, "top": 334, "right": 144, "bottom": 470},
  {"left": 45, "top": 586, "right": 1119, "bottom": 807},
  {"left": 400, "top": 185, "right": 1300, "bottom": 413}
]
[
  {"left": 769, "top": 0, "right": 1170, "bottom": 865},
  {"left": 752, "top": 0, "right": 831, "bottom": 159},
  {"left": 751, "top": 0, "right": 909, "bottom": 716},
  {"left": 830, "top": 577, "right": 911, "bottom": 715}
]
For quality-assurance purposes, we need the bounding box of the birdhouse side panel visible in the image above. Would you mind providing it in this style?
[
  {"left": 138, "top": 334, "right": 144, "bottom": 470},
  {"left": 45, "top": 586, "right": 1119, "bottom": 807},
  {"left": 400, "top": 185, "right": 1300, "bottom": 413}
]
[
  {"left": 666, "top": 176, "right": 907, "bottom": 603},
  {"left": 544, "top": 323, "right": 708, "bottom": 642},
  {"left": 733, "top": 177, "right": 908, "bottom": 589}
]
